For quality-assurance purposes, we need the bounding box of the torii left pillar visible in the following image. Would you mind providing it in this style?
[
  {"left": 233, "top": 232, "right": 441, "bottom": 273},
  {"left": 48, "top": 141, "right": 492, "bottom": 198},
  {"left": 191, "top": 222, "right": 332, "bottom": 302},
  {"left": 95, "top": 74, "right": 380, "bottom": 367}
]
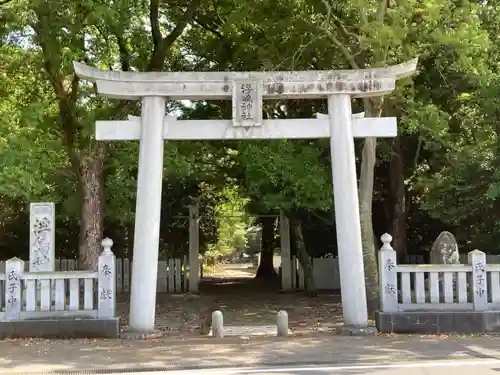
[{"left": 128, "top": 96, "right": 166, "bottom": 333}]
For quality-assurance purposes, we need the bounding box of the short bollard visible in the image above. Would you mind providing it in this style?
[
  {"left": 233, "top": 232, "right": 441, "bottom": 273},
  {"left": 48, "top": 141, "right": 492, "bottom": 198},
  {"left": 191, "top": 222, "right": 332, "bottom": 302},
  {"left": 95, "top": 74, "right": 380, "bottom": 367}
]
[
  {"left": 277, "top": 310, "right": 288, "bottom": 337},
  {"left": 212, "top": 310, "right": 224, "bottom": 338}
]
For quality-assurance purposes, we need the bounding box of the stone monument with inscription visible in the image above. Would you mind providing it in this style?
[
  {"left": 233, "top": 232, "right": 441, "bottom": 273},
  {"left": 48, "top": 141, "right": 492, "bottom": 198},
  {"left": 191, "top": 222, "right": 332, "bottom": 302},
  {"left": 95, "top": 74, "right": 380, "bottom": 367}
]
[
  {"left": 73, "top": 58, "right": 417, "bottom": 336},
  {"left": 429, "top": 231, "right": 460, "bottom": 265},
  {"left": 29, "top": 202, "right": 56, "bottom": 303},
  {"left": 29, "top": 202, "right": 55, "bottom": 272}
]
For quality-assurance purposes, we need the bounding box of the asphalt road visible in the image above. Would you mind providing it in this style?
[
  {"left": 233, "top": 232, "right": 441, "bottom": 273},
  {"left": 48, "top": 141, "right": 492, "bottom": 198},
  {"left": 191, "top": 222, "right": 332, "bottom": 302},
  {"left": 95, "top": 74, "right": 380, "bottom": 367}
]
[{"left": 134, "top": 359, "right": 500, "bottom": 375}]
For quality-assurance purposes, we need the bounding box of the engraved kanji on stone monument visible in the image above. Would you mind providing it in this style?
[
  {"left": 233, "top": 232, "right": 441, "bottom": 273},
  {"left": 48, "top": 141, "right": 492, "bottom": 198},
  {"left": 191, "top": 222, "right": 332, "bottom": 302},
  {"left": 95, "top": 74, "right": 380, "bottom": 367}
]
[
  {"left": 29, "top": 202, "right": 55, "bottom": 272},
  {"left": 232, "top": 80, "right": 262, "bottom": 128}
]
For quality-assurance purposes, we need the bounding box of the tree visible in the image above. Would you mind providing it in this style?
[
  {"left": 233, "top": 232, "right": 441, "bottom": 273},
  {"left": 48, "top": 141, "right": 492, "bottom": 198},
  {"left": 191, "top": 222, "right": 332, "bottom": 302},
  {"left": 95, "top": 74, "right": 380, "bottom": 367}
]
[{"left": 10, "top": 0, "right": 204, "bottom": 269}]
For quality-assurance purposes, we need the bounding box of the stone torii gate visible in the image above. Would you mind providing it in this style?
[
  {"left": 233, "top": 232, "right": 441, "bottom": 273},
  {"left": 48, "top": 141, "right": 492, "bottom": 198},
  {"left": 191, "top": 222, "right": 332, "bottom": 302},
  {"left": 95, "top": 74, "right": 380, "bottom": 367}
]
[{"left": 74, "top": 59, "right": 417, "bottom": 335}]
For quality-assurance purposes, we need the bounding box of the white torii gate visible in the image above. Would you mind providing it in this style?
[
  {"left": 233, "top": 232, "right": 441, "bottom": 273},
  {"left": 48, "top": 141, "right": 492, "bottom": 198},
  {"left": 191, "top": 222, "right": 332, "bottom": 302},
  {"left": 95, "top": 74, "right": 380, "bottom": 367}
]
[{"left": 74, "top": 59, "right": 417, "bottom": 334}]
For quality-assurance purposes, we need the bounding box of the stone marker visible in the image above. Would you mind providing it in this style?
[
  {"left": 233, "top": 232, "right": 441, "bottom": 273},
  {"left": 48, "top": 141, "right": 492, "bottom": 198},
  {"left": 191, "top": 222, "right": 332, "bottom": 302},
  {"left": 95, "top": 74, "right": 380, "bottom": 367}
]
[
  {"left": 212, "top": 310, "right": 224, "bottom": 338},
  {"left": 277, "top": 310, "right": 288, "bottom": 337},
  {"left": 429, "top": 231, "right": 460, "bottom": 264},
  {"left": 428, "top": 231, "right": 460, "bottom": 295}
]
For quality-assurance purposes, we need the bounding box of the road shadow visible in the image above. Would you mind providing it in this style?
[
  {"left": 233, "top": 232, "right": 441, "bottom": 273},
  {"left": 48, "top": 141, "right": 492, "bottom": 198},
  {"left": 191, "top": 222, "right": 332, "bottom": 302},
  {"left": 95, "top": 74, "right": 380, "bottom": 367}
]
[{"left": 0, "top": 334, "right": 500, "bottom": 373}]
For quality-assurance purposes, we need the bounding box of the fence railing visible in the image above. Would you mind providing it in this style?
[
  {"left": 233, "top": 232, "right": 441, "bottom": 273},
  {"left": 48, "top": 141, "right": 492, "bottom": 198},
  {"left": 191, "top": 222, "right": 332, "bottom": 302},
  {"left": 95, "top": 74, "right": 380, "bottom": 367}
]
[
  {"left": 379, "top": 233, "right": 497, "bottom": 312},
  {"left": 285, "top": 256, "right": 341, "bottom": 290},
  {"left": 0, "top": 238, "right": 115, "bottom": 321},
  {"left": 0, "top": 256, "right": 190, "bottom": 294},
  {"left": 405, "top": 253, "right": 500, "bottom": 265}
]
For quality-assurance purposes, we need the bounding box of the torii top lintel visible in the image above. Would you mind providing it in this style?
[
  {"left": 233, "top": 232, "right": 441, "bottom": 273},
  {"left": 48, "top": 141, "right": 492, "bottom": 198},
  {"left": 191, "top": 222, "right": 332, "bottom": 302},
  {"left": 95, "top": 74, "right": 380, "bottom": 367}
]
[{"left": 73, "top": 59, "right": 417, "bottom": 101}]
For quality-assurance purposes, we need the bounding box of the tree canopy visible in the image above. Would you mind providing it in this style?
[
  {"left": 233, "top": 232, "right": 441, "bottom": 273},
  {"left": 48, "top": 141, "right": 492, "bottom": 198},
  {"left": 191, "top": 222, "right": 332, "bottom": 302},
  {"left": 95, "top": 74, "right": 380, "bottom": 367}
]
[{"left": 1, "top": 0, "right": 500, "bottom": 303}]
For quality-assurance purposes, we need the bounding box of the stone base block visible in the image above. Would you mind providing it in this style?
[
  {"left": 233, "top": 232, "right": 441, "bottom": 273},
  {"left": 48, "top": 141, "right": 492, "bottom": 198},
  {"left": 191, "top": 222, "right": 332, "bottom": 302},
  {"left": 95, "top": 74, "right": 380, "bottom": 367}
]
[
  {"left": 0, "top": 318, "right": 120, "bottom": 339},
  {"left": 336, "top": 325, "right": 378, "bottom": 336},
  {"left": 120, "top": 329, "right": 163, "bottom": 340},
  {"left": 376, "top": 310, "right": 500, "bottom": 334}
]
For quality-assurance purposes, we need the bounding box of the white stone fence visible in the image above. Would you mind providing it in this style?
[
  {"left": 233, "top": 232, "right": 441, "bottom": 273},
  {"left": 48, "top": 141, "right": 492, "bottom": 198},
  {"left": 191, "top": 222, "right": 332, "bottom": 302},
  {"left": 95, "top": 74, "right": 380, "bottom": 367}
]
[
  {"left": 0, "top": 256, "right": 190, "bottom": 295},
  {"left": 0, "top": 238, "right": 115, "bottom": 321},
  {"left": 379, "top": 233, "right": 499, "bottom": 312}
]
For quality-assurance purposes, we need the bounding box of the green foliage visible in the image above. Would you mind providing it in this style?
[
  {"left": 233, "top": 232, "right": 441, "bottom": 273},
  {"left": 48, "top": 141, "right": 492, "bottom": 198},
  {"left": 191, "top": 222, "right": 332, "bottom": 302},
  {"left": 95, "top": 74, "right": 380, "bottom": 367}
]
[
  {"left": 1, "top": 0, "right": 500, "bottom": 262},
  {"left": 205, "top": 187, "right": 251, "bottom": 259},
  {"left": 237, "top": 140, "right": 332, "bottom": 212}
]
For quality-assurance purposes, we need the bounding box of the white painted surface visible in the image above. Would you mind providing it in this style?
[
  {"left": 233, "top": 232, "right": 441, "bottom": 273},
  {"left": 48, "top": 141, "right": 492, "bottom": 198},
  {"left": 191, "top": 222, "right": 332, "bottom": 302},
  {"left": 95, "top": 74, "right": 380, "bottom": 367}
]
[
  {"left": 232, "top": 80, "right": 262, "bottom": 127},
  {"left": 211, "top": 310, "right": 224, "bottom": 338},
  {"left": 316, "top": 112, "right": 365, "bottom": 119},
  {"left": 401, "top": 272, "right": 411, "bottom": 304},
  {"left": 376, "top": 244, "right": 500, "bottom": 312},
  {"left": 378, "top": 233, "right": 398, "bottom": 312},
  {"left": 128, "top": 96, "right": 166, "bottom": 332},
  {"left": 29, "top": 202, "right": 55, "bottom": 272},
  {"left": 429, "top": 272, "right": 439, "bottom": 303},
  {"left": 469, "top": 250, "right": 487, "bottom": 311},
  {"left": 328, "top": 94, "right": 367, "bottom": 326},
  {"left": 0, "top": 257, "right": 188, "bottom": 295},
  {"left": 5, "top": 257, "right": 22, "bottom": 321},
  {"left": 276, "top": 310, "right": 288, "bottom": 337},
  {"left": 208, "top": 324, "right": 291, "bottom": 337},
  {"left": 489, "top": 271, "right": 500, "bottom": 303},
  {"left": 457, "top": 272, "right": 468, "bottom": 303},
  {"left": 443, "top": 272, "right": 454, "bottom": 303},
  {"left": 0, "top": 246, "right": 115, "bottom": 321},
  {"left": 94, "top": 78, "right": 397, "bottom": 100},
  {"left": 415, "top": 272, "right": 425, "bottom": 303},
  {"left": 188, "top": 202, "right": 200, "bottom": 293},
  {"left": 74, "top": 59, "right": 418, "bottom": 100},
  {"left": 96, "top": 117, "right": 397, "bottom": 141},
  {"left": 74, "top": 59, "right": 418, "bottom": 84},
  {"left": 98, "top": 238, "right": 116, "bottom": 318}
]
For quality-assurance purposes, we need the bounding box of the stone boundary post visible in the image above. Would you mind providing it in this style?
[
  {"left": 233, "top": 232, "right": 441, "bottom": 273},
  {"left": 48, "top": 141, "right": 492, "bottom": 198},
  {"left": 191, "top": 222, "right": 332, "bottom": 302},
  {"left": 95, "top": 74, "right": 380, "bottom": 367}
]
[
  {"left": 5, "top": 257, "right": 23, "bottom": 321},
  {"left": 98, "top": 238, "right": 116, "bottom": 319},
  {"left": 379, "top": 233, "right": 398, "bottom": 313},
  {"left": 212, "top": 310, "right": 223, "bottom": 338},
  {"left": 469, "top": 249, "right": 487, "bottom": 311},
  {"left": 277, "top": 310, "right": 288, "bottom": 337}
]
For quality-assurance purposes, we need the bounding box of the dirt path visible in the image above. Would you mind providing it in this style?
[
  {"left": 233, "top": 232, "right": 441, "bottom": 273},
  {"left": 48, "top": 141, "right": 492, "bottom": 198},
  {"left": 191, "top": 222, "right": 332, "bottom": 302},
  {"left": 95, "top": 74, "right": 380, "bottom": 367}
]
[{"left": 117, "top": 286, "right": 344, "bottom": 336}]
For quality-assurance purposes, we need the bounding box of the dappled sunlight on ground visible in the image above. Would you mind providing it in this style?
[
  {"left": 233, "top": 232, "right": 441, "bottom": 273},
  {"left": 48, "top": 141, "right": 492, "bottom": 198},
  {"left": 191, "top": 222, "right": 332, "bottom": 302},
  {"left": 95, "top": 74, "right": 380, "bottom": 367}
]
[{"left": 117, "top": 288, "right": 344, "bottom": 336}]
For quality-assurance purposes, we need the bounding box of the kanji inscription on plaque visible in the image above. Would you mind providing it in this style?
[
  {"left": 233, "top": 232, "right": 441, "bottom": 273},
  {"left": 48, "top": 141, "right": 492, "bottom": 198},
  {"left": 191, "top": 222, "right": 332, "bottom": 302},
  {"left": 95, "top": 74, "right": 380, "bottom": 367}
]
[{"left": 232, "top": 80, "right": 262, "bottom": 128}]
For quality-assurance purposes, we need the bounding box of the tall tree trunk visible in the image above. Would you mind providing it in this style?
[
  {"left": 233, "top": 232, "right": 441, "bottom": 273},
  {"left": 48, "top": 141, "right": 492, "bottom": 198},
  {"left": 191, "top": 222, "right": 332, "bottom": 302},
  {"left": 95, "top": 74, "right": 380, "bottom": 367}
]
[
  {"left": 255, "top": 216, "right": 277, "bottom": 279},
  {"left": 359, "top": 98, "right": 382, "bottom": 315},
  {"left": 78, "top": 143, "right": 106, "bottom": 270},
  {"left": 290, "top": 216, "right": 316, "bottom": 294},
  {"left": 389, "top": 137, "right": 408, "bottom": 263}
]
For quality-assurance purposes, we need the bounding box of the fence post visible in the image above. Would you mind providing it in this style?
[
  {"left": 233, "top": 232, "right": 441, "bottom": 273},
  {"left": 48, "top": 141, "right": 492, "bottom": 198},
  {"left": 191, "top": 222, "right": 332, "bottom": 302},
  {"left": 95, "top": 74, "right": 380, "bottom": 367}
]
[
  {"left": 468, "top": 249, "right": 487, "bottom": 311},
  {"left": 5, "top": 257, "right": 23, "bottom": 321},
  {"left": 378, "top": 233, "right": 398, "bottom": 312},
  {"left": 98, "top": 238, "right": 116, "bottom": 319},
  {"left": 280, "top": 210, "right": 292, "bottom": 291},
  {"left": 188, "top": 200, "right": 200, "bottom": 293}
]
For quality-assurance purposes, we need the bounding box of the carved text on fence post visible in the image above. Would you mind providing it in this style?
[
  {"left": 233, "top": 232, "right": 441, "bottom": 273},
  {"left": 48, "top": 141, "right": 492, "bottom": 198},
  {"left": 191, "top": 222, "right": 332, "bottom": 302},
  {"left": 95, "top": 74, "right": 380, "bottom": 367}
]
[
  {"left": 5, "top": 257, "right": 23, "bottom": 321},
  {"left": 469, "top": 249, "right": 487, "bottom": 311},
  {"left": 378, "top": 234, "right": 398, "bottom": 313},
  {"left": 98, "top": 238, "right": 116, "bottom": 318}
]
